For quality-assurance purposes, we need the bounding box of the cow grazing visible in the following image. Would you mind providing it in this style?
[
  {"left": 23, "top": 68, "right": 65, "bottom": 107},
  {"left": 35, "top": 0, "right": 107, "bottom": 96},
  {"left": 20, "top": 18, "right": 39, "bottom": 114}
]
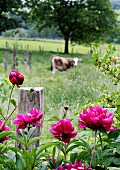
[{"left": 50, "top": 56, "right": 79, "bottom": 75}]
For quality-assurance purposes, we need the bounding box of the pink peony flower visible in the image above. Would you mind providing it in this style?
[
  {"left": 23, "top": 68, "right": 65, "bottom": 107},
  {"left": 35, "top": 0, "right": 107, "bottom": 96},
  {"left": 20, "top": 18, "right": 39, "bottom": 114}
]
[
  {"left": 78, "top": 106, "right": 116, "bottom": 132},
  {"left": 50, "top": 118, "right": 77, "bottom": 143},
  {"left": 0, "top": 120, "right": 10, "bottom": 143},
  {"left": 9, "top": 70, "right": 24, "bottom": 87},
  {"left": 13, "top": 108, "right": 43, "bottom": 132},
  {"left": 54, "top": 160, "right": 92, "bottom": 170},
  {"left": 66, "top": 160, "right": 92, "bottom": 170}
]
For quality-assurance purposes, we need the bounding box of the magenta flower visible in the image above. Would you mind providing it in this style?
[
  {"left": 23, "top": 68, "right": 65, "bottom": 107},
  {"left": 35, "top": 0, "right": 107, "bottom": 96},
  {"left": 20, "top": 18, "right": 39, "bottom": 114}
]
[
  {"left": 13, "top": 108, "right": 43, "bottom": 132},
  {"left": 50, "top": 118, "right": 77, "bottom": 143},
  {"left": 66, "top": 160, "right": 92, "bottom": 170},
  {"left": 9, "top": 70, "right": 24, "bottom": 87},
  {"left": 78, "top": 106, "right": 116, "bottom": 132},
  {"left": 0, "top": 120, "right": 10, "bottom": 143},
  {"left": 54, "top": 160, "right": 92, "bottom": 170}
]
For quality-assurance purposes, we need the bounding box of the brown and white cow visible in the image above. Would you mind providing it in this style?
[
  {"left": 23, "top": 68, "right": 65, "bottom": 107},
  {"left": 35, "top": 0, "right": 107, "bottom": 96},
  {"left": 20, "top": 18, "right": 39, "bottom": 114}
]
[{"left": 50, "top": 56, "right": 79, "bottom": 75}]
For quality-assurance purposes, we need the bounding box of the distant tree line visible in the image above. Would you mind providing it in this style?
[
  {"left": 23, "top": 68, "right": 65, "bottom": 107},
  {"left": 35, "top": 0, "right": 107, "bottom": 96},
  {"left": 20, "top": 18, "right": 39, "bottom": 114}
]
[{"left": 2, "top": 26, "right": 62, "bottom": 40}]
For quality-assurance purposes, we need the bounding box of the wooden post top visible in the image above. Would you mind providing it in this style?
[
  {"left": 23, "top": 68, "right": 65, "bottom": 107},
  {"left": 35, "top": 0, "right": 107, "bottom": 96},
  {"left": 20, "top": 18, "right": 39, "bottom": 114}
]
[{"left": 19, "top": 87, "right": 44, "bottom": 91}]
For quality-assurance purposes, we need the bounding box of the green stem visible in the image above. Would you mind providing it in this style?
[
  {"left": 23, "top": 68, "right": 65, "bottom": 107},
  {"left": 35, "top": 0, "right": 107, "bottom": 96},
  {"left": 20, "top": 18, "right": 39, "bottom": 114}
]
[
  {"left": 90, "top": 130, "right": 97, "bottom": 168},
  {"left": 6, "top": 84, "right": 15, "bottom": 119},
  {"left": 64, "top": 143, "right": 67, "bottom": 161},
  {"left": 0, "top": 90, "right": 34, "bottom": 130},
  {"left": 99, "top": 131, "right": 103, "bottom": 151}
]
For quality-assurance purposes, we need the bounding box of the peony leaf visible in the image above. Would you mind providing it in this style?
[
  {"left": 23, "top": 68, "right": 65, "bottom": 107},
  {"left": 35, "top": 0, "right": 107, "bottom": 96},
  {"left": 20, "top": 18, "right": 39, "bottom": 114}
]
[
  {"left": 10, "top": 99, "right": 16, "bottom": 107},
  {"left": 0, "top": 131, "right": 13, "bottom": 139},
  {"left": 10, "top": 136, "right": 25, "bottom": 146},
  {"left": 52, "top": 146, "right": 56, "bottom": 160},
  {"left": 70, "top": 153, "right": 78, "bottom": 163},
  {"left": 66, "top": 144, "right": 80, "bottom": 154},
  {"left": 48, "top": 116, "right": 60, "bottom": 121},
  {"left": 37, "top": 142, "right": 57, "bottom": 155},
  {"left": 56, "top": 143, "right": 65, "bottom": 154},
  {"left": 27, "top": 137, "right": 40, "bottom": 147},
  {"left": 113, "top": 157, "right": 120, "bottom": 165},
  {"left": 27, "top": 127, "right": 36, "bottom": 138}
]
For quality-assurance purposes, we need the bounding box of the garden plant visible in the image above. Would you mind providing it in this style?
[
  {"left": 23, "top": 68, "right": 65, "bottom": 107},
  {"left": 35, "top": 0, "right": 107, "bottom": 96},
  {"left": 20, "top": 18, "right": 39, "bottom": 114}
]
[{"left": 0, "top": 44, "right": 120, "bottom": 170}]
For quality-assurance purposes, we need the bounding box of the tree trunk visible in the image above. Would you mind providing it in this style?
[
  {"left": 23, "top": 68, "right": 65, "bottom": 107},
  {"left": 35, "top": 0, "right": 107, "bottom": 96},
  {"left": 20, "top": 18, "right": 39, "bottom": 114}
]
[{"left": 64, "top": 37, "right": 69, "bottom": 54}]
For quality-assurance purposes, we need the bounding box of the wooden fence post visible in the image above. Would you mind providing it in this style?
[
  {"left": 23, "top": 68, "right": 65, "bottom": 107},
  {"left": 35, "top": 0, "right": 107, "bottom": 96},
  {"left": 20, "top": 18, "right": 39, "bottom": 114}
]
[
  {"left": 4, "top": 50, "right": 8, "bottom": 73},
  {"left": 11, "top": 51, "right": 16, "bottom": 70},
  {"left": 16, "top": 87, "right": 44, "bottom": 149},
  {"left": 24, "top": 50, "right": 27, "bottom": 73},
  {"left": 28, "top": 52, "right": 32, "bottom": 72}
]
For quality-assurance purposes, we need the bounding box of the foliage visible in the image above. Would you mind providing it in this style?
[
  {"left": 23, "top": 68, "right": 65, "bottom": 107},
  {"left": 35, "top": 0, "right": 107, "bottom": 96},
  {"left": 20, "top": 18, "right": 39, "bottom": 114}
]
[
  {"left": 24, "top": 0, "right": 118, "bottom": 54},
  {"left": 0, "top": 0, "right": 25, "bottom": 32}
]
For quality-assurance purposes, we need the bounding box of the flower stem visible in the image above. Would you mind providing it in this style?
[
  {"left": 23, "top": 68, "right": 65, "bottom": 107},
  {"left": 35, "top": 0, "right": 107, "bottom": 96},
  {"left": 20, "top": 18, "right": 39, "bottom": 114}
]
[
  {"left": 6, "top": 84, "right": 15, "bottom": 119},
  {"left": 64, "top": 143, "right": 67, "bottom": 161},
  {"left": 90, "top": 130, "right": 97, "bottom": 168},
  {"left": 0, "top": 89, "right": 34, "bottom": 130},
  {"left": 99, "top": 131, "right": 103, "bottom": 151}
]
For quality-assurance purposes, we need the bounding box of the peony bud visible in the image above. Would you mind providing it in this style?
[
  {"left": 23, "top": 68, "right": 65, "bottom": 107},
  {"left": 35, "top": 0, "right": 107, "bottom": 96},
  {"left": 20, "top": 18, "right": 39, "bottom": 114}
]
[{"left": 9, "top": 70, "right": 24, "bottom": 87}]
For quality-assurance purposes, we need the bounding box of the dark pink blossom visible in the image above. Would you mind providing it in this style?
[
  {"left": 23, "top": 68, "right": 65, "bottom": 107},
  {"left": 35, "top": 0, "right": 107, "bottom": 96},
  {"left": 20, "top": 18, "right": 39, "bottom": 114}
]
[
  {"left": 13, "top": 108, "right": 43, "bottom": 132},
  {"left": 66, "top": 160, "right": 92, "bottom": 170},
  {"left": 9, "top": 70, "right": 24, "bottom": 87},
  {"left": 50, "top": 118, "right": 77, "bottom": 143},
  {"left": 0, "top": 120, "right": 10, "bottom": 143},
  {"left": 78, "top": 106, "right": 116, "bottom": 132},
  {"left": 54, "top": 160, "right": 92, "bottom": 170}
]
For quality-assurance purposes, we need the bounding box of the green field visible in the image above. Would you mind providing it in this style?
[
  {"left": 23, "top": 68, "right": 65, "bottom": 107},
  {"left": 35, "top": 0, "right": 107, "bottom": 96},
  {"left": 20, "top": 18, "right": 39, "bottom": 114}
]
[{"left": 0, "top": 38, "right": 119, "bottom": 142}]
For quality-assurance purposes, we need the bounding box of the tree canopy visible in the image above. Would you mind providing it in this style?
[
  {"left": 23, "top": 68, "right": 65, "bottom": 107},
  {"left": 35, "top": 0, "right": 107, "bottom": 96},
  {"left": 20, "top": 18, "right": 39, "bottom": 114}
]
[
  {"left": 0, "top": 0, "right": 24, "bottom": 32},
  {"left": 24, "top": 0, "right": 118, "bottom": 54}
]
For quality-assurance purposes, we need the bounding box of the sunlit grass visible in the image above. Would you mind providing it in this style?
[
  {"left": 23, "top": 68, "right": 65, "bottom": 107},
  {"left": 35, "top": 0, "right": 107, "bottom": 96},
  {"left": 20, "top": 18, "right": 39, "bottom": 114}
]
[{"left": 0, "top": 37, "right": 90, "bottom": 54}]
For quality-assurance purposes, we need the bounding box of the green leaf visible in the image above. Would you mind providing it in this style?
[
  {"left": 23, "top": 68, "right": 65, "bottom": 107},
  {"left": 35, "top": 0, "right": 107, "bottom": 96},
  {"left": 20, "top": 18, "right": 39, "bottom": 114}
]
[
  {"left": 48, "top": 160, "right": 55, "bottom": 169},
  {"left": 103, "top": 157, "right": 114, "bottom": 168},
  {"left": 113, "top": 157, "right": 120, "bottom": 165},
  {"left": 56, "top": 143, "right": 65, "bottom": 154},
  {"left": 10, "top": 136, "right": 25, "bottom": 146},
  {"left": 56, "top": 157, "right": 63, "bottom": 167},
  {"left": 99, "top": 127, "right": 108, "bottom": 137},
  {"left": 27, "top": 127, "right": 36, "bottom": 138},
  {"left": 108, "top": 130, "right": 120, "bottom": 140},
  {"left": 37, "top": 142, "right": 57, "bottom": 155},
  {"left": 19, "top": 129, "right": 25, "bottom": 137},
  {"left": 52, "top": 146, "right": 56, "bottom": 160},
  {"left": 0, "top": 131, "right": 13, "bottom": 139},
  {"left": 78, "top": 150, "right": 90, "bottom": 161},
  {"left": 23, "top": 150, "right": 34, "bottom": 169},
  {"left": 48, "top": 116, "right": 60, "bottom": 121},
  {"left": 116, "top": 147, "right": 120, "bottom": 154},
  {"left": 27, "top": 137, "right": 40, "bottom": 147},
  {"left": 70, "top": 153, "right": 78, "bottom": 163},
  {"left": 10, "top": 99, "right": 16, "bottom": 107},
  {"left": 66, "top": 144, "right": 80, "bottom": 154},
  {"left": 116, "top": 97, "right": 120, "bottom": 105},
  {"left": 0, "top": 107, "right": 2, "bottom": 114}
]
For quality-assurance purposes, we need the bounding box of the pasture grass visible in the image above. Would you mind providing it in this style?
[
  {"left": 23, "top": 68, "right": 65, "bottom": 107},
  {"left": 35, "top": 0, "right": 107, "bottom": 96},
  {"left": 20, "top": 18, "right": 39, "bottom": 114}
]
[{"left": 0, "top": 38, "right": 119, "bottom": 142}]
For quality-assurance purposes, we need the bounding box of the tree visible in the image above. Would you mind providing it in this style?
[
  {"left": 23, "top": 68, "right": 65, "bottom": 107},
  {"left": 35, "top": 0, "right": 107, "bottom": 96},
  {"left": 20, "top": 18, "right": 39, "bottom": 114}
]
[
  {"left": 25, "top": 0, "right": 117, "bottom": 54},
  {"left": 0, "top": 0, "right": 24, "bottom": 32}
]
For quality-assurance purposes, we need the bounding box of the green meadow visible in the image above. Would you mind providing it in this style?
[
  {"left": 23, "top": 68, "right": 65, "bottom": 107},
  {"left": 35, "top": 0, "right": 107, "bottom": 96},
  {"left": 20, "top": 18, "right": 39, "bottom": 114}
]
[{"left": 0, "top": 38, "right": 119, "bottom": 142}]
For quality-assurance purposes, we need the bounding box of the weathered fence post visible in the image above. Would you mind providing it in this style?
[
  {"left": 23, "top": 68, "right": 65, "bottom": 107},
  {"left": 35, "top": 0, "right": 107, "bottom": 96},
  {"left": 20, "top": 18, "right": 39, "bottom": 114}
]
[
  {"left": 4, "top": 50, "right": 8, "bottom": 73},
  {"left": 24, "top": 50, "right": 27, "bottom": 73},
  {"left": 11, "top": 51, "right": 16, "bottom": 70},
  {"left": 16, "top": 87, "right": 44, "bottom": 149},
  {"left": 28, "top": 52, "right": 32, "bottom": 72}
]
